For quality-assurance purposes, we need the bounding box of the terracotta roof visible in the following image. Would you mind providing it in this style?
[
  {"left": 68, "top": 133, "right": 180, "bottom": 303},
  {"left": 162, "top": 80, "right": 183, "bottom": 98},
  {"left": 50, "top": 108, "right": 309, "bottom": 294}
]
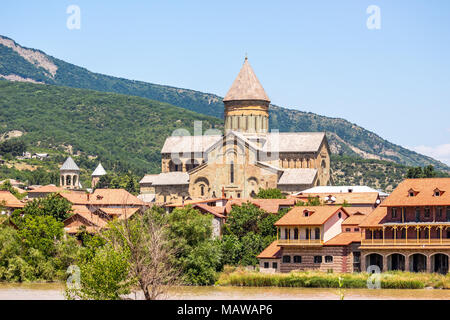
[
  {"left": 192, "top": 203, "right": 226, "bottom": 219},
  {"left": 341, "top": 212, "right": 367, "bottom": 225},
  {"left": 344, "top": 207, "right": 374, "bottom": 216},
  {"left": 324, "top": 232, "right": 361, "bottom": 246},
  {"left": 65, "top": 208, "right": 108, "bottom": 229},
  {"left": 274, "top": 206, "right": 348, "bottom": 226},
  {"left": 358, "top": 206, "right": 388, "bottom": 228},
  {"left": 90, "top": 189, "right": 145, "bottom": 206},
  {"left": 97, "top": 207, "right": 140, "bottom": 218},
  {"left": 223, "top": 57, "right": 270, "bottom": 102},
  {"left": 60, "top": 156, "right": 80, "bottom": 171},
  {"left": 381, "top": 178, "right": 450, "bottom": 206},
  {"left": 0, "top": 190, "right": 24, "bottom": 208},
  {"left": 59, "top": 191, "right": 90, "bottom": 204},
  {"left": 28, "top": 185, "right": 64, "bottom": 194},
  {"left": 296, "top": 192, "right": 380, "bottom": 205},
  {"left": 257, "top": 240, "right": 282, "bottom": 259}
]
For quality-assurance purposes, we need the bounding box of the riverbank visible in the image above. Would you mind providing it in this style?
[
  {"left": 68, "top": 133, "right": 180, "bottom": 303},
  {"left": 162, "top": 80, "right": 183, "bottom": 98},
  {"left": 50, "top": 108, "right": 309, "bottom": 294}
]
[{"left": 216, "top": 269, "right": 450, "bottom": 289}]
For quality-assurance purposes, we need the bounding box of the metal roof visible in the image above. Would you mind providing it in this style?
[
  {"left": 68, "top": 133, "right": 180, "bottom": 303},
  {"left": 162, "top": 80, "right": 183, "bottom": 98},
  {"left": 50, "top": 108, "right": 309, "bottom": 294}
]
[
  {"left": 91, "top": 163, "right": 107, "bottom": 176},
  {"left": 60, "top": 157, "right": 80, "bottom": 171}
]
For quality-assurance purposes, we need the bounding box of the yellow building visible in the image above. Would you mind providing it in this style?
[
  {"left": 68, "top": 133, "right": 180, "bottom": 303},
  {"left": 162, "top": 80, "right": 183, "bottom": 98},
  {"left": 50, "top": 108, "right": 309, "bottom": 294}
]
[{"left": 140, "top": 58, "right": 331, "bottom": 204}]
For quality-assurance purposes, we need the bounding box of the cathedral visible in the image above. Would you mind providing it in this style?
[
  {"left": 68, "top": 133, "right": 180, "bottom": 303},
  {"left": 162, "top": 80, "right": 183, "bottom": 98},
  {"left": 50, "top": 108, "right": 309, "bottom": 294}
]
[{"left": 140, "top": 58, "right": 331, "bottom": 203}]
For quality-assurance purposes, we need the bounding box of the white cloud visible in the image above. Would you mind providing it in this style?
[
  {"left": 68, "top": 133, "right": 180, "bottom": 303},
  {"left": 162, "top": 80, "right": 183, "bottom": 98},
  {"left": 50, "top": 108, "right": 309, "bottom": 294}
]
[{"left": 410, "top": 144, "right": 450, "bottom": 166}]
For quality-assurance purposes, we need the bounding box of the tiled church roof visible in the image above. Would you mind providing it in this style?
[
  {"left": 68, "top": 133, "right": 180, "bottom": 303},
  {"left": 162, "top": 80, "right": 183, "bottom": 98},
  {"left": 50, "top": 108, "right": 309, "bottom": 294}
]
[{"left": 223, "top": 57, "right": 270, "bottom": 102}]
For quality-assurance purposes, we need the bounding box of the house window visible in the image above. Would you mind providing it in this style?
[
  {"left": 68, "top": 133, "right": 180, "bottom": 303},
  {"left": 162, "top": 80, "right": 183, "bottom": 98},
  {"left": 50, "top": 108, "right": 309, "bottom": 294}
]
[
  {"left": 272, "top": 262, "right": 278, "bottom": 269},
  {"left": 424, "top": 207, "right": 430, "bottom": 218},
  {"left": 435, "top": 190, "right": 441, "bottom": 197},
  {"left": 315, "top": 228, "right": 320, "bottom": 239},
  {"left": 415, "top": 207, "right": 421, "bottom": 222},
  {"left": 294, "top": 256, "right": 302, "bottom": 263},
  {"left": 437, "top": 207, "right": 443, "bottom": 219},
  {"left": 447, "top": 207, "right": 450, "bottom": 222},
  {"left": 237, "top": 193, "right": 241, "bottom": 198},
  {"left": 354, "top": 228, "right": 360, "bottom": 232},
  {"left": 282, "top": 255, "right": 291, "bottom": 263},
  {"left": 392, "top": 208, "right": 397, "bottom": 218},
  {"left": 325, "top": 256, "right": 333, "bottom": 263},
  {"left": 264, "top": 262, "right": 269, "bottom": 269},
  {"left": 314, "top": 256, "right": 322, "bottom": 263},
  {"left": 338, "top": 212, "right": 342, "bottom": 219},
  {"left": 284, "top": 229, "right": 289, "bottom": 240},
  {"left": 305, "top": 228, "right": 310, "bottom": 240},
  {"left": 345, "top": 228, "right": 351, "bottom": 232},
  {"left": 294, "top": 228, "right": 299, "bottom": 240}
]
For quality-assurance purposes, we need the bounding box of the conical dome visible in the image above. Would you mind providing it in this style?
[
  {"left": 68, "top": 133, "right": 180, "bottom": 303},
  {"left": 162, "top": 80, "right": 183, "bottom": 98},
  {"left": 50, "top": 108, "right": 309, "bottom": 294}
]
[
  {"left": 223, "top": 57, "right": 270, "bottom": 102},
  {"left": 92, "top": 163, "right": 107, "bottom": 176},
  {"left": 60, "top": 156, "right": 80, "bottom": 171}
]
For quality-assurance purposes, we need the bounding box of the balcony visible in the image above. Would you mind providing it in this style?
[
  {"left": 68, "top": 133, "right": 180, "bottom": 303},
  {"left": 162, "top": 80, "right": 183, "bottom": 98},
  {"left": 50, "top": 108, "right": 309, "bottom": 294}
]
[
  {"left": 360, "top": 238, "right": 450, "bottom": 247},
  {"left": 277, "top": 239, "right": 324, "bottom": 246}
]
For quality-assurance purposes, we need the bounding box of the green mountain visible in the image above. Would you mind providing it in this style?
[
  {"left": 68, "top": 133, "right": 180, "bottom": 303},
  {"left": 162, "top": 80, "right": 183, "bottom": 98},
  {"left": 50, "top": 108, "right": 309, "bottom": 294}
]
[{"left": 0, "top": 34, "right": 448, "bottom": 174}]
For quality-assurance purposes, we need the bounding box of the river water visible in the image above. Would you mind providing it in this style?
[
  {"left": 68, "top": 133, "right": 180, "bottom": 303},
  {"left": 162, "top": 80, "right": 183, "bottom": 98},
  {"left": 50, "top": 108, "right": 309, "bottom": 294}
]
[{"left": 0, "top": 283, "right": 449, "bottom": 300}]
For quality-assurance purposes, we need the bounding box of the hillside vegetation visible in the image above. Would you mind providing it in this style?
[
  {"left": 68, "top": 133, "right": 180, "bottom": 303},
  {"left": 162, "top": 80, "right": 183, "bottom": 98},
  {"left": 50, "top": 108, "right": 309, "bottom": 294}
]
[{"left": 1, "top": 35, "right": 447, "bottom": 172}]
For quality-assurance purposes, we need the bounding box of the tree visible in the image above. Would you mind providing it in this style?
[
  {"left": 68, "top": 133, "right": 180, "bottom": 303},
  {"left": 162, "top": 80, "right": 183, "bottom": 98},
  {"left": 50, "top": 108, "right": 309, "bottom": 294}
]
[
  {"left": 95, "top": 173, "right": 140, "bottom": 195},
  {"left": 407, "top": 165, "right": 436, "bottom": 179},
  {"left": 296, "top": 195, "right": 322, "bottom": 206},
  {"left": 107, "top": 208, "right": 180, "bottom": 300},
  {"left": 166, "top": 206, "right": 222, "bottom": 285},
  {"left": 65, "top": 245, "right": 132, "bottom": 300},
  {"left": 22, "top": 193, "right": 73, "bottom": 221},
  {"left": 0, "top": 138, "right": 26, "bottom": 156},
  {"left": 224, "top": 203, "right": 266, "bottom": 238},
  {"left": 254, "top": 188, "right": 286, "bottom": 199}
]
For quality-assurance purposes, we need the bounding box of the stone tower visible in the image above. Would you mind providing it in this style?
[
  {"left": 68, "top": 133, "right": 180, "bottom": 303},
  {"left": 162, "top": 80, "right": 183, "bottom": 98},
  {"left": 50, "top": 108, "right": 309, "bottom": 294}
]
[
  {"left": 223, "top": 57, "right": 270, "bottom": 134},
  {"left": 91, "top": 162, "right": 106, "bottom": 188},
  {"left": 60, "top": 156, "right": 80, "bottom": 189}
]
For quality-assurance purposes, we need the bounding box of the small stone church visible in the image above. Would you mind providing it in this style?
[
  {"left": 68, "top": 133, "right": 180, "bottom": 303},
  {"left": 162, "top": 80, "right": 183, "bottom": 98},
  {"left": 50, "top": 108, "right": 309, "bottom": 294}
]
[{"left": 140, "top": 58, "right": 331, "bottom": 203}]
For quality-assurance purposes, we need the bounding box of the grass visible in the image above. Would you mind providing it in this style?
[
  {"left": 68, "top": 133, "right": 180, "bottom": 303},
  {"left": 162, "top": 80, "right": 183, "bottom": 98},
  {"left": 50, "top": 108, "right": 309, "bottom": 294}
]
[{"left": 216, "top": 268, "right": 450, "bottom": 289}]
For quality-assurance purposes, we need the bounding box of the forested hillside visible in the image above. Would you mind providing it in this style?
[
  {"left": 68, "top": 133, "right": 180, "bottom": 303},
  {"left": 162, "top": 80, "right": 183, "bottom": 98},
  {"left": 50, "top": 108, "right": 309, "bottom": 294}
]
[{"left": 1, "top": 34, "right": 447, "bottom": 172}]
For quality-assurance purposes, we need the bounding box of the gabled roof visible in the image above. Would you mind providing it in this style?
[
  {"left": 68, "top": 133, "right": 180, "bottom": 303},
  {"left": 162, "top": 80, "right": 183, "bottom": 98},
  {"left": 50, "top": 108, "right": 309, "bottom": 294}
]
[
  {"left": 28, "top": 185, "right": 64, "bottom": 194},
  {"left": 274, "top": 206, "right": 348, "bottom": 226},
  {"left": 92, "top": 163, "right": 106, "bottom": 176},
  {"left": 223, "top": 57, "right": 270, "bottom": 102},
  {"left": 262, "top": 132, "right": 327, "bottom": 153},
  {"left": 0, "top": 190, "right": 24, "bottom": 208},
  {"left": 257, "top": 240, "right": 282, "bottom": 259},
  {"left": 324, "top": 232, "right": 361, "bottom": 246},
  {"left": 90, "top": 189, "right": 145, "bottom": 206},
  {"left": 192, "top": 203, "right": 226, "bottom": 219},
  {"left": 60, "top": 157, "right": 80, "bottom": 171},
  {"left": 381, "top": 178, "right": 450, "bottom": 206},
  {"left": 358, "top": 206, "right": 388, "bottom": 228},
  {"left": 296, "top": 192, "right": 380, "bottom": 205},
  {"left": 96, "top": 207, "right": 140, "bottom": 218},
  {"left": 341, "top": 212, "right": 367, "bottom": 225},
  {"left": 277, "top": 169, "right": 317, "bottom": 185},
  {"left": 161, "top": 135, "right": 222, "bottom": 154}
]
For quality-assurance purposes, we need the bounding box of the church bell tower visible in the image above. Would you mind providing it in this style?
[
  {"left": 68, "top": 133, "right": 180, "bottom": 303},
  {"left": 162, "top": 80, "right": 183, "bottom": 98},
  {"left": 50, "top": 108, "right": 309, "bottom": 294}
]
[{"left": 223, "top": 57, "right": 270, "bottom": 134}]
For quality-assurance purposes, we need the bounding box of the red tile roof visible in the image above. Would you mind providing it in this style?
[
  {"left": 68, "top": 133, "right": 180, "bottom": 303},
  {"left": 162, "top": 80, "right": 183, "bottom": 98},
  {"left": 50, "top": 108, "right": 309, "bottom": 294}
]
[
  {"left": 296, "top": 192, "right": 380, "bottom": 205},
  {"left": 341, "top": 212, "right": 367, "bottom": 225},
  {"left": 192, "top": 203, "right": 226, "bottom": 219},
  {"left": 381, "top": 178, "right": 450, "bottom": 206},
  {"left": 359, "top": 206, "right": 388, "bottom": 228},
  {"left": 257, "top": 240, "right": 282, "bottom": 259},
  {"left": 0, "top": 190, "right": 25, "bottom": 208},
  {"left": 28, "top": 185, "right": 64, "bottom": 194},
  {"left": 89, "top": 189, "right": 145, "bottom": 206},
  {"left": 274, "top": 206, "right": 348, "bottom": 226},
  {"left": 324, "top": 232, "right": 361, "bottom": 246}
]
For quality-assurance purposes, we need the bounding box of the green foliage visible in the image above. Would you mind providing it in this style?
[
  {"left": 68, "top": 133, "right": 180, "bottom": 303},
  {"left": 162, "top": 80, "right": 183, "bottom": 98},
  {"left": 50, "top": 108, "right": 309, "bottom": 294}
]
[
  {"left": 222, "top": 203, "right": 286, "bottom": 267},
  {"left": 166, "top": 206, "right": 222, "bottom": 285},
  {"left": 18, "top": 215, "right": 63, "bottom": 256},
  {"left": 95, "top": 173, "right": 140, "bottom": 195},
  {"left": 296, "top": 196, "right": 322, "bottom": 206},
  {"left": 0, "top": 180, "right": 26, "bottom": 199},
  {"left": 0, "top": 81, "right": 222, "bottom": 177},
  {"left": 254, "top": 188, "right": 286, "bottom": 199},
  {"left": 406, "top": 165, "right": 441, "bottom": 179},
  {"left": 66, "top": 245, "right": 132, "bottom": 300},
  {"left": 0, "top": 137, "right": 26, "bottom": 156},
  {"left": 21, "top": 193, "right": 73, "bottom": 222}
]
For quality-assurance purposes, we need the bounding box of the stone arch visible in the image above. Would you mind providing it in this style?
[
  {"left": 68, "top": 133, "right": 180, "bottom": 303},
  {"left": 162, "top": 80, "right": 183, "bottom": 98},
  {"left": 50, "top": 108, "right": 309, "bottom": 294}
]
[
  {"left": 430, "top": 253, "right": 449, "bottom": 274},
  {"left": 169, "top": 159, "right": 182, "bottom": 172},
  {"left": 409, "top": 253, "right": 427, "bottom": 272},
  {"left": 66, "top": 175, "right": 71, "bottom": 186},
  {"left": 194, "top": 177, "right": 210, "bottom": 198},
  {"left": 72, "top": 175, "right": 78, "bottom": 187},
  {"left": 365, "top": 253, "right": 383, "bottom": 272},
  {"left": 247, "top": 177, "right": 259, "bottom": 197},
  {"left": 387, "top": 253, "right": 406, "bottom": 271},
  {"left": 185, "top": 159, "right": 200, "bottom": 171}
]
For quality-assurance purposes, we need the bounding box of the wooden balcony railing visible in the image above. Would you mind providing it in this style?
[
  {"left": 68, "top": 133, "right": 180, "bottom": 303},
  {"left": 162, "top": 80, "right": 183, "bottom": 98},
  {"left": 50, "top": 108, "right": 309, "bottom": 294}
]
[
  {"left": 361, "top": 238, "right": 450, "bottom": 246},
  {"left": 277, "top": 239, "right": 324, "bottom": 246}
]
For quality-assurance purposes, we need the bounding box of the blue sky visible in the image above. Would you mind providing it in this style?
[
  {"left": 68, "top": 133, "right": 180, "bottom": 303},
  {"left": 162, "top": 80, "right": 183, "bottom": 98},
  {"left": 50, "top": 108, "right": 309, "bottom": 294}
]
[{"left": 1, "top": 1, "right": 450, "bottom": 164}]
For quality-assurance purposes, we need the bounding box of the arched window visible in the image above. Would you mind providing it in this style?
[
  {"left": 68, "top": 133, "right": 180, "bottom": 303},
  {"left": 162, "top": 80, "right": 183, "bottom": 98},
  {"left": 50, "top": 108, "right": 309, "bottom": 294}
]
[
  {"left": 200, "top": 185, "right": 205, "bottom": 196},
  {"left": 230, "top": 161, "right": 234, "bottom": 183}
]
